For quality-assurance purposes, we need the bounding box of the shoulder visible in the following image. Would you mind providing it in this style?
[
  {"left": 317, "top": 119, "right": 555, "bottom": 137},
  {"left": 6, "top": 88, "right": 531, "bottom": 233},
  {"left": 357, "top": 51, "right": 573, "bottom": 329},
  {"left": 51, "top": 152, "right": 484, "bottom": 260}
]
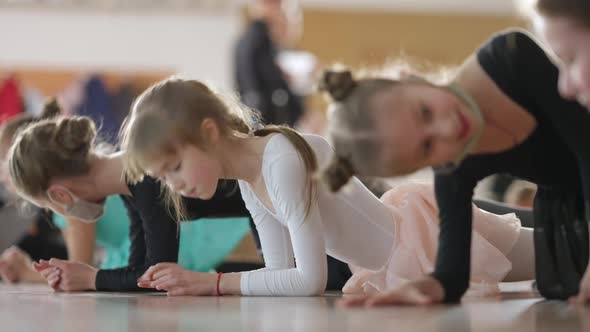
[
  {"left": 304, "top": 134, "right": 334, "bottom": 158},
  {"left": 265, "top": 133, "right": 333, "bottom": 164},
  {"left": 479, "top": 29, "right": 541, "bottom": 54},
  {"left": 124, "top": 176, "right": 167, "bottom": 218},
  {"left": 126, "top": 176, "right": 160, "bottom": 200},
  {"left": 262, "top": 134, "right": 324, "bottom": 206},
  {"left": 477, "top": 28, "right": 549, "bottom": 70}
]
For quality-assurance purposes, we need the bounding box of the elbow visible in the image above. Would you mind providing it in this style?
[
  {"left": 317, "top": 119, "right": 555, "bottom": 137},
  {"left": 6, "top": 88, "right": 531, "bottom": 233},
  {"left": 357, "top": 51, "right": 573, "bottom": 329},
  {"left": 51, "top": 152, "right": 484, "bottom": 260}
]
[
  {"left": 298, "top": 284, "right": 325, "bottom": 297},
  {"left": 297, "top": 274, "right": 327, "bottom": 296}
]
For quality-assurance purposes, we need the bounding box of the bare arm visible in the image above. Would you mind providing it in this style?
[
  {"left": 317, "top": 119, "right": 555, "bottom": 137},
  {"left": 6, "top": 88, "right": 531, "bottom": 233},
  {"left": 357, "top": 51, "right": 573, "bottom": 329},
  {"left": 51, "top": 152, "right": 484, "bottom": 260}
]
[
  {"left": 0, "top": 217, "right": 96, "bottom": 284},
  {"left": 61, "top": 217, "right": 96, "bottom": 265}
]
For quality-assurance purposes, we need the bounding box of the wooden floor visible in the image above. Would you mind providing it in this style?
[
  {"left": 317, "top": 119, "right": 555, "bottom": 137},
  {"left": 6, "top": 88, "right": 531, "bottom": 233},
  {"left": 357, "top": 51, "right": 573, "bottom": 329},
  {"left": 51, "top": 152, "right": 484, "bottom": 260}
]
[{"left": 1, "top": 282, "right": 588, "bottom": 332}]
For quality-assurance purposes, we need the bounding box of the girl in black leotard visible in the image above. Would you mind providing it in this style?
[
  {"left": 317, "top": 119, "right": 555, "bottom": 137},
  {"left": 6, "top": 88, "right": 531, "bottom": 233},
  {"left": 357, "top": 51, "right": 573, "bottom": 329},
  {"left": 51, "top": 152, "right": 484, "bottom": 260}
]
[
  {"left": 6, "top": 108, "right": 252, "bottom": 292},
  {"left": 320, "top": 29, "right": 590, "bottom": 306}
]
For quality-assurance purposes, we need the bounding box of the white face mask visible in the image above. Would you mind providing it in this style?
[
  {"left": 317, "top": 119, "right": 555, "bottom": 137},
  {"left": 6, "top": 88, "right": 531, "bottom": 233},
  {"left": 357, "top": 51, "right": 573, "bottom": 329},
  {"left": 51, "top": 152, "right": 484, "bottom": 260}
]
[{"left": 48, "top": 187, "right": 105, "bottom": 224}]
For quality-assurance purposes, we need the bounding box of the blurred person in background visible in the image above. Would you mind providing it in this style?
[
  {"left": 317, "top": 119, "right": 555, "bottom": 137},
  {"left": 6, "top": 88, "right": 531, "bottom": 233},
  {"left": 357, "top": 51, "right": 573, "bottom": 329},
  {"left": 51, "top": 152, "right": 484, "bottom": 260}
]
[{"left": 234, "top": 0, "right": 307, "bottom": 127}]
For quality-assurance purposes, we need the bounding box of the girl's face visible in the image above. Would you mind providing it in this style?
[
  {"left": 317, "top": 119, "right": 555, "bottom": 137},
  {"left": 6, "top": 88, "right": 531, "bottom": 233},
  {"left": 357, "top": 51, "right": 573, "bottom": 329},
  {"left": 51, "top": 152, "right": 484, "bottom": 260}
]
[
  {"left": 147, "top": 144, "right": 223, "bottom": 200},
  {"left": 369, "top": 83, "right": 481, "bottom": 175},
  {"left": 20, "top": 183, "right": 106, "bottom": 223},
  {"left": 536, "top": 15, "right": 590, "bottom": 109}
]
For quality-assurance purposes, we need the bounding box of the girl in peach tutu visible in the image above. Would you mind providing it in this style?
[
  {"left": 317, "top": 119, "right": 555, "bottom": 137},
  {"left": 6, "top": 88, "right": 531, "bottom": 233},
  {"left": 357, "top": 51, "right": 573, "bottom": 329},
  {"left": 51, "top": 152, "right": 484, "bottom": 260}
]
[{"left": 120, "top": 77, "right": 534, "bottom": 297}]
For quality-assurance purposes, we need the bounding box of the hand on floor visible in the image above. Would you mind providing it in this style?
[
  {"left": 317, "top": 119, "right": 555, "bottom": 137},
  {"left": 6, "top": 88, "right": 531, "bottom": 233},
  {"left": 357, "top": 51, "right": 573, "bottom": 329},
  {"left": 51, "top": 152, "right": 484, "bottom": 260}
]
[
  {"left": 137, "top": 263, "right": 217, "bottom": 296},
  {"left": 570, "top": 266, "right": 590, "bottom": 305},
  {"left": 338, "top": 276, "right": 444, "bottom": 308},
  {"left": 33, "top": 259, "right": 97, "bottom": 292},
  {"left": 341, "top": 269, "right": 376, "bottom": 295},
  {"left": 0, "top": 246, "right": 33, "bottom": 283},
  {"left": 33, "top": 260, "right": 61, "bottom": 290}
]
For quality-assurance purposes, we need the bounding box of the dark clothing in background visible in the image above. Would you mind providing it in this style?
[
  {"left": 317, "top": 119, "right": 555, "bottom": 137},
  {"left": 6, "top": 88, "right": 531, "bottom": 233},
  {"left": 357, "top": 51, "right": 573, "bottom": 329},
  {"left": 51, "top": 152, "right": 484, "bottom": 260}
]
[
  {"left": 75, "top": 76, "right": 122, "bottom": 145},
  {"left": 234, "top": 20, "right": 304, "bottom": 127},
  {"left": 15, "top": 210, "right": 68, "bottom": 261},
  {"left": 110, "top": 82, "right": 136, "bottom": 128}
]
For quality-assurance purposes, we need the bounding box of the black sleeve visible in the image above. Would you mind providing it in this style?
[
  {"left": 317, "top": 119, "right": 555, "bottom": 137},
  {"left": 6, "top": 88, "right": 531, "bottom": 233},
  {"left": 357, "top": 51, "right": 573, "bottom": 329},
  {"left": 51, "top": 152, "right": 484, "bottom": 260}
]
[
  {"left": 235, "top": 21, "right": 272, "bottom": 121},
  {"left": 430, "top": 30, "right": 546, "bottom": 302},
  {"left": 427, "top": 30, "right": 530, "bottom": 302},
  {"left": 95, "top": 179, "right": 179, "bottom": 292},
  {"left": 504, "top": 32, "right": 590, "bottom": 224},
  {"left": 476, "top": 29, "right": 556, "bottom": 110},
  {"left": 480, "top": 30, "right": 590, "bottom": 221},
  {"left": 123, "top": 198, "right": 146, "bottom": 268},
  {"left": 456, "top": 30, "right": 590, "bottom": 301},
  {"left": 95, "top": 179, "right": 253, "bottom": 291},
  {"left": 432, "top": 172, "right": 476, "bottom": 302},
  {"left": 476, "top": 29, "right": 527, "bottom": 103}
]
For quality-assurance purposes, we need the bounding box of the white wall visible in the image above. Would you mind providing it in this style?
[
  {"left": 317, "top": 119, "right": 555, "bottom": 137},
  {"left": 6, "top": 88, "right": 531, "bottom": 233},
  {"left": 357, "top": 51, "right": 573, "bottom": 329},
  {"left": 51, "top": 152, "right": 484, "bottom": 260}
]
[
  {"left": 0, "top": 1, "right": 520, "bottom": 88},
  {"left": 0, "top": 9, "right": 242, "bottom": 88},
  {"left": 0, "top": 8, "right": 244, "bottom": 247}
]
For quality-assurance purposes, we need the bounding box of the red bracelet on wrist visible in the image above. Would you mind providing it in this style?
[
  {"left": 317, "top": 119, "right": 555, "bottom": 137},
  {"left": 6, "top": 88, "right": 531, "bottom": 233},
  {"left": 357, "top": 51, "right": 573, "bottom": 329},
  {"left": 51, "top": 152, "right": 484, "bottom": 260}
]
[{"left": 216, "top": 272, "right": 223, "bottom": 296}]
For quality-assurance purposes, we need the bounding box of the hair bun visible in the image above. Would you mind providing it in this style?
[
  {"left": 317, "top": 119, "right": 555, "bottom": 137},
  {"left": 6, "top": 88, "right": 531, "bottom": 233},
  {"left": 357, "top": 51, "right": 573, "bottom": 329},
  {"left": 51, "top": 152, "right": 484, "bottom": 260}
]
[
  {"left": 321, "top": 155, "right": 356, "bottom": 192},
  {"left": 318, "top": 68, "right": 356, "bottom": 101},
  {"left": 40, "top": 98, "right": 62, "bottom": 120},
  {"left": 53, "top": 117, "right": 96, "bottom": 156}
]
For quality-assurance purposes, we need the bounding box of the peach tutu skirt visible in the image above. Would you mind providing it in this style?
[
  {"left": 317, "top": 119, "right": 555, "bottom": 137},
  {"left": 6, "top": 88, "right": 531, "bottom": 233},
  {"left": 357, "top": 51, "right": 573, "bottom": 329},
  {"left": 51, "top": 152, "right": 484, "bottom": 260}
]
[{"left": 343, "top": 181, "right": 521, "bottom": 296}]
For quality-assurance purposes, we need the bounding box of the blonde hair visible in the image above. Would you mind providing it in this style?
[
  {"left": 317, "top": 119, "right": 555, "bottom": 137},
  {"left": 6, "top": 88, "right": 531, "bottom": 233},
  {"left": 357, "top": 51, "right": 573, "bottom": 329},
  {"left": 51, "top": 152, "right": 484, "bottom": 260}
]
[
  {"left": 319, "top": 61, "right": 456, "bottom": 192},
  {"left": 120, "top": 77, "right": 317, "bottom": 221},
  {"left": 0, "top": 98, "right": 61, "bottom": 158},
  {"left": 8, "top": 101, "right": 97, "bottom": 200},
  {"left": 319, "top": 68, "right": 396, "bottom": 193}
]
